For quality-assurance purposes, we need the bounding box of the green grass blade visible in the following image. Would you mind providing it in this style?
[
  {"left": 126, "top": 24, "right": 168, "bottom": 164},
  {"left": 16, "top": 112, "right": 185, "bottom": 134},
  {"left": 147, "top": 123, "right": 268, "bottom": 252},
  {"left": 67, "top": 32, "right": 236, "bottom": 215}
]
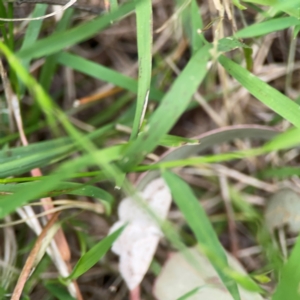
[
  {"left": 0, "top": 144, "right": 122, "bottom": 218},
  {"left": 19, "top": 4, "right": 47, "bottom": 68},
  {"left": 56, "top": 52, "right": 163, "bottom": 101},
  {"left": 0, "top": 137, "right": 69, "bottom": 162},
  {"left": 259, "top": 167, "right": 300, "bottom": 179},
  {"left": 0, "top": 145, "right": 74, "bottom": 177},
  {"left": 162, "top": 170, "right": 241, "bottom": 300},
  {"left": 272, "top": 235, "right": 300, "bottom": 300},
  {"left": 235, "top": 16, "right": 300, "bottom": 38},
  {"left": 68, "top": 226, "right": 125, "bottom": 279},
  {"left": 16, "top": 2, "right": 135, "bottom": 60},
  {"left": 175, "top": 0, "right": 204, "bottom": 54},
  {"left": 121, "top": 44, "right": 211, "bottom": 170},
  {"left": 0, "top": 181, "right": 113, "bottom": 213},
  {"left": 39, "top": 8, "right": 74, "bottom": 91},
  {"left": 45, "top": 284, "right": 76, "bottom": 300},
  {"left": 7, "top": 3, "right": 14, "bottom": 49},
  {"left": 263, "top": 127, "right": 300, "bottom": 151},
  {"left": 0, "top": 0, "right": 8, "bottom": 45},
  {"left": 177, "top": 287, "right": 202, "bottom": 300},
  {"left": 218, "top": 55, "right": 300, "bottom": 128},
  {"left": 109, "top": 0, "right": 118, "bottom": 11},
  {"left": 130, "top": 0, "right": 152, "bottom": 139}
]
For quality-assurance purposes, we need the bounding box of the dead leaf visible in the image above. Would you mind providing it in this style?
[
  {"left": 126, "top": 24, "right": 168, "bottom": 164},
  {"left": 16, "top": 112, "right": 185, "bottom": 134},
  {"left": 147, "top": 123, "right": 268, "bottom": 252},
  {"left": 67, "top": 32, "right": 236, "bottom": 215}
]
[{"left": 109, "top": 178, "right": 172, "bottom": 290}]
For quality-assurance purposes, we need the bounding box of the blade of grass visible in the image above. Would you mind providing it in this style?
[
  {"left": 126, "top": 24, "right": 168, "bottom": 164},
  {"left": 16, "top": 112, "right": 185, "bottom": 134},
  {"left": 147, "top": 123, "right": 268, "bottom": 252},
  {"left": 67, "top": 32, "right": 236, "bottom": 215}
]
[
  {"left": 235, "top": 16, "right": 300, "bottom": 38},
  {"left": 272, "top": 235, "right": 300, "bottom": 300},
  {"left": 130, "top": 0, "right": 152, "bottom": 139},
  {"left": 0, "top": 144, "right": 123, "bottom": 218},
  {"left": 39, "top": 8, "right": 74, "bottom": 91},
  {"left": 56, "top": 52, "right": 163, "bottom": 101},
  {"left": 45, "top": 284, "right": 76, "bottom": 300},
  {"left": 0, "top": 0, "right": 8, "bottom": 45},
  {"left": 218, "top": 55, "right": 300, "bottom": 128},
  {"left": 109, "top": 0, "right": 118, "bottom": 11},
  {"left": 175, "top": 0, "right": 204, "bottom": 54},
  {"left": 162, "top": 170, "right": 241, "bottom": 300},
  {"left": 19, "top": 4, "right": 48, "bottom": 70},
  {"left": 135, "top": 126, "right": 300, "bottom": 172},
  {"left": 0, "top": 181, "right": 114, "bottom": 211},
  {"left": 0, "top": 25, "right": 128, "bottom": 219},
  {"left": 121, "top": 44, "right": 211, "bottom": 170},
  {"left": 16, "top": 2, "right": 135, "bottom": 60},
  {"left": 67, "top": 226, "right": 125, "bottom": 279},
  {"left": 0, "top": 145, "right": 75, "bottom": 178},
  {"left": 259, "top": 167, "right": 300, "bottom": 179}
]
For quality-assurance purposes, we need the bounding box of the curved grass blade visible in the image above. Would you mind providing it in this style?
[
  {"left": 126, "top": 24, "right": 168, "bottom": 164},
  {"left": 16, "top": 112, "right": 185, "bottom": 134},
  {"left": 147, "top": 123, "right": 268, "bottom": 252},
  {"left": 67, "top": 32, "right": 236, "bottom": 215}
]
[
  {"left": 56, "top": 52, "right": 163, "bottom": 101},
  {"left": 0, "top": 181, "right": 114, "bottom": 213},
  {"left": 130, "top": 0, "right": 152, "bottom": 139},
  {"left": 218, "top": 55, "right": 300, "bottom": 128},
  {"left": 17, "top": 2, "right": 135, "bottom": 60},
  {"left": 0, "top": 144, "right": 74, "bottom": 178},
  {"left": 235, "top": 16, "right": 300, "bottom": 38},
  {"left": 162, "top": 170, "right": 241, "bottom": 300},
  {"left": 0, "top": 137, "right": 69, "bottom": 162}
]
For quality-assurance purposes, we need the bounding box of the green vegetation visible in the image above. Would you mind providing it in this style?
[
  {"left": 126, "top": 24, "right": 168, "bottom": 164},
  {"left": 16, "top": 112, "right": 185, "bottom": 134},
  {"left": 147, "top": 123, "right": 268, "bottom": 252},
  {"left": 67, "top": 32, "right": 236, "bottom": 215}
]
[{"left": 1, "top": 0, "right": 300, "bottom": 299}]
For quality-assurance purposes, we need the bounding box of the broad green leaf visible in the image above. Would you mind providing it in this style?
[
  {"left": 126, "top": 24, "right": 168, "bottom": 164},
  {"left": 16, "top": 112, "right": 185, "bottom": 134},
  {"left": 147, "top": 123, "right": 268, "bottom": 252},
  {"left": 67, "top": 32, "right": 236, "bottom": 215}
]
[
  {"left": 56, "top": 52, "right": 163, "bottom": 101},
  {"left": 162, "top": 170, "right": 241, "bottom": 300},
  {"left": 272, "top": 235, "right": 300, "bottom": 299},
  {"left": 218, "top": 55, "right": 300, "bottom": 128},
  {"left": 131, "top": 0, "right": 153, "bottom": 139},
  {"left": 16, "top": 2, "right": 135, "bottom": 60},
  {"left": 68, "top": 226, "right": 125, "bottom": 279},
  {"left": 235, "top": 16, "right": 300, "bottom": 38},
  {"left": 121, "top": 44, "right": 211, "bottom": 170}
]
